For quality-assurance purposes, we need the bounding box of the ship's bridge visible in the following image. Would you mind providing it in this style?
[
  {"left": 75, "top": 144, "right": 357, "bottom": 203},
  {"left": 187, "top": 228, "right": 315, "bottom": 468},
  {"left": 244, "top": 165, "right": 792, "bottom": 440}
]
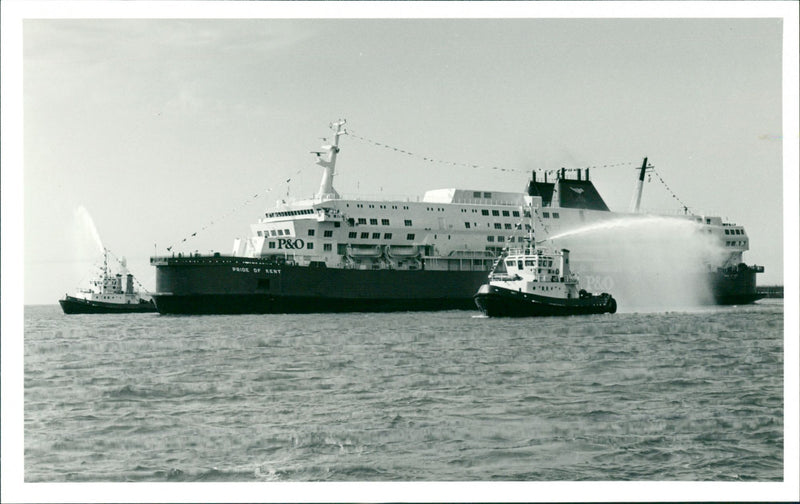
[{"left": 422, "top": 189, "right": 525, "bottom": 206}]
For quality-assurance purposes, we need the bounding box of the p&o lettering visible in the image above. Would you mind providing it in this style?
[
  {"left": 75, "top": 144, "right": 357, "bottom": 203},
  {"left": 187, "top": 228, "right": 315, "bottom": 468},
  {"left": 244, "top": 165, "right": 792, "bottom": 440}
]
[{"left": 277, "top": 238, "right": 305, "bottom": 249}]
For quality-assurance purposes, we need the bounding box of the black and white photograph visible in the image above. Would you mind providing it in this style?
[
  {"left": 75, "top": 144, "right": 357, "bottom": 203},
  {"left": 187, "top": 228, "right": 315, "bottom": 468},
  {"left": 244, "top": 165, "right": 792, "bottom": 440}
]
[{"left": 3, "top": 1, "right": 798, "bottom": 502}]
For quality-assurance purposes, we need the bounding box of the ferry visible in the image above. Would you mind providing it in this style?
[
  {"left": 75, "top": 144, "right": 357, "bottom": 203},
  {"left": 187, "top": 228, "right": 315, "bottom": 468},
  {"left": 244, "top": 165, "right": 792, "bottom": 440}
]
[
  {"left": 474, "top": 237, "right": 617, "bottom": 317},
  {"left": 60, "top": 249, "right": 156, "bottom": 314},
  {"left": 149, "top": 120, "right": 763, "bottom": 314}
]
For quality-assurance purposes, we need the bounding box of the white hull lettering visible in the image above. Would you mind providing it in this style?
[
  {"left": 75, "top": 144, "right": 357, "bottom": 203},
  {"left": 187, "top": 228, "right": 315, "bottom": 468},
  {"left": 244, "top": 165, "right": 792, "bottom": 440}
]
[
  {"left": 232, "top": 267, "right": 281, "bottom": 275},
  {"left": 583, "top": 275, "right": 614, "bottom": 292}
]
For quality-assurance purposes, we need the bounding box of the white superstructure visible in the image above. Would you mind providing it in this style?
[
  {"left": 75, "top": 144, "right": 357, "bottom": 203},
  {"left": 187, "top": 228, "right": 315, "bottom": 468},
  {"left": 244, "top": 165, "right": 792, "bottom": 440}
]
[{"left": 229, "top": 121, "right": 757, "bottom": 295}]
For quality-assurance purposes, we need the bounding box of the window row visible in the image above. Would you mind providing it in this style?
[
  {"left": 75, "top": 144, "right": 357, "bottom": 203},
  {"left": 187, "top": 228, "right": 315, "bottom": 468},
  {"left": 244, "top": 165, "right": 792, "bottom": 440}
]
[
  {"left": 257, "top": 228, "right": 292, "bottom": 237},
  {"left": 265, "top": 208, "right": 314, "bottom": 219},
  {"left": 486, "top": 234, "right": 531, "bottom": 243},
  {"left": 343, "top": 232, "right": 417, "bottom": 240},
  {"left": 724, "top": 228, "right": 743, "bottom": 235},
  {"left": 351, "top": 203, "right": 410, "bottom": 210},
  {"left": 479, "top": 209, "right": 520, "bottom": 217}
]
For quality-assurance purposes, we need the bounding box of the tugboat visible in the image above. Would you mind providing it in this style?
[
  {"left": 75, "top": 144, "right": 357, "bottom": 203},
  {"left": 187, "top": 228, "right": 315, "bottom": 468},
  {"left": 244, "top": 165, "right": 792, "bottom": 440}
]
[
  {"left": 59, "top": 249, "right": 156, "bottom": 314},
  {"left": 473, "top": 231, "right": 617, "bottom": 317}
]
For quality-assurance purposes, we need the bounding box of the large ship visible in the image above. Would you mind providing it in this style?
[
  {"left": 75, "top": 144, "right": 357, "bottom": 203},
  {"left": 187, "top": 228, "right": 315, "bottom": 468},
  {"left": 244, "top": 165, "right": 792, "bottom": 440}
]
[{"left": 150, "top": 120, "right": 763, "bottom": 314}]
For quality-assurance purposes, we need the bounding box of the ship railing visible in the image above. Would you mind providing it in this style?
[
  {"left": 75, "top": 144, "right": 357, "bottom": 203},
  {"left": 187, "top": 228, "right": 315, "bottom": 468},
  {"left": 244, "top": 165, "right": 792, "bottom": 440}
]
[
  {"left": 488, "top": 272, "right": 521, "bottom": 282},
  {"left": 446, "top": 198, "right": 526, "bottom": 207},
  {"left": 150, "top": 254, "right": 284, "bottom": 267}
]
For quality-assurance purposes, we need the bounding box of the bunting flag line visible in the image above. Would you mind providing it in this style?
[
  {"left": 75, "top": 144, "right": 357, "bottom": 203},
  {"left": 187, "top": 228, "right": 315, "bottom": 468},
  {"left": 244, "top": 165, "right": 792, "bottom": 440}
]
[
  {"left": 164, "top": 166, "right": 306, "bottom": 253},
  {"left": 651, "top": 168, "right": 691, "bottom": 213},
  {"left": 105, "top": 249, "right": 151, "bottom": 294},
  {"left": 345, "top": 129, "right": 642, "bottom": 178}
]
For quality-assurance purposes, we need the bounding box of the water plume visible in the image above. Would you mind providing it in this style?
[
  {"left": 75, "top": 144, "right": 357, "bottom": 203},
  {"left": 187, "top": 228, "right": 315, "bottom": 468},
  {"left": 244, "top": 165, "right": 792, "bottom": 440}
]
[
  {"left": 73, "top": 205, "right": 105, "bottom": 256},
  {"left": 547, "top": 215, "right": 727, "bottom": 311}
]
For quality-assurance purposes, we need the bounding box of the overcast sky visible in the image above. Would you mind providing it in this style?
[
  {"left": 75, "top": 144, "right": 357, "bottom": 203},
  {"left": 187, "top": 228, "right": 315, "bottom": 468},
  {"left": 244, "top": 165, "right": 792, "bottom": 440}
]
[{"left": 12, "top": 8, "right": 790, "bottom": 305}]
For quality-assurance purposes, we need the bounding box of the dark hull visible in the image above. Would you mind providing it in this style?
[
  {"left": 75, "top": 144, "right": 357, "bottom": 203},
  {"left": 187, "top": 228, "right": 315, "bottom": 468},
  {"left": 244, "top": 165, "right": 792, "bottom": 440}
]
[
  {"left": 59, "top": 295, "right": 156, "bottom": 314},
  {"left": 473, "top": 284, "right": 616, "bottom": 317},
  {"left": 150, "top": 255, "right": 762, "bottom": 314},
  {"left": 711, "top": 264, "right": 764, "bottom": 304},
  {"left": 151, "top": 255, "right": 487, "bottom": 314}
]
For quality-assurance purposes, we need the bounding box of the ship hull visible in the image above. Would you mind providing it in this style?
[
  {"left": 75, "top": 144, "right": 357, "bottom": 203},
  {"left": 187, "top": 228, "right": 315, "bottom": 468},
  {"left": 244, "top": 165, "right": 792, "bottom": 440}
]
[
  {"left": 59, "top": 295, "right": 156, "bottom": 314},
  {"left": 151, "top": 256, "right": 487, "bottom": 314},
  {"left": 711, "top": 264, "right": 764, "bottom": 305},
  {"left": 473, "top": 284, "right": 616, "bottom": 317},
  {"left": 151, "top": 255, "right": 762, "bottom": 314}
]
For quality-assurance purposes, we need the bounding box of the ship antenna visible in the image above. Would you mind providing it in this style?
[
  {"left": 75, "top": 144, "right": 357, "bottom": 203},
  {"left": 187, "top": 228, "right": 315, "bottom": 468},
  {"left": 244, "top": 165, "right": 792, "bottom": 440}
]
[{"left": 314, "top": 119, "right": 346, "bottom": 200}]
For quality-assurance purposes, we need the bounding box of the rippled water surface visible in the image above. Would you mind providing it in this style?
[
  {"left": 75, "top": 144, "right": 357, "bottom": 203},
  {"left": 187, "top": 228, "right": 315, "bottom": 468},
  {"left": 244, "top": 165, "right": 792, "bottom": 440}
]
[{"left": 24, "top": 301, "right": 783, "bottom": 481}]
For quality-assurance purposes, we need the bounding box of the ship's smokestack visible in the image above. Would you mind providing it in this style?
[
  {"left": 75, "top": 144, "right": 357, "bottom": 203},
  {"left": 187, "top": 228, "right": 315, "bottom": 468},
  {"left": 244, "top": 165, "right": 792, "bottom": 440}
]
[
  {"left": 629, "top": 157, "right": 649, "bottom": 213},
  {"left": 126, "top": 274, "right": 134, "bottom": 294}
]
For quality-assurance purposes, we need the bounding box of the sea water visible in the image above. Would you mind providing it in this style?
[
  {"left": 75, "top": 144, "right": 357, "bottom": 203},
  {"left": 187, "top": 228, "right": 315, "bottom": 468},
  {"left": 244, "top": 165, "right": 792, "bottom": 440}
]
[{"left": 24, "top": 301, "right": 783, "bottom": 482}]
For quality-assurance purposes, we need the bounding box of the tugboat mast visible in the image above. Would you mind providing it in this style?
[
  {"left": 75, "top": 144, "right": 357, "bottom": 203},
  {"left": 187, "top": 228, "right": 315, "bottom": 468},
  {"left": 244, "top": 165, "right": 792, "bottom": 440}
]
[{"left": 314, "top": 119, "right": 346, "bottom": 200}]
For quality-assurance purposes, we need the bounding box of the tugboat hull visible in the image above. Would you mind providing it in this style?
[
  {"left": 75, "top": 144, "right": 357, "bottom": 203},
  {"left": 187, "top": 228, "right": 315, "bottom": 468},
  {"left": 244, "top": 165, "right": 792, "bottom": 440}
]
[
  {"left": 473, "top": 284, "right": 617, "bottom": 317},
  {"left": 59, "top": 295, "right": 156, "bottom": 314}
]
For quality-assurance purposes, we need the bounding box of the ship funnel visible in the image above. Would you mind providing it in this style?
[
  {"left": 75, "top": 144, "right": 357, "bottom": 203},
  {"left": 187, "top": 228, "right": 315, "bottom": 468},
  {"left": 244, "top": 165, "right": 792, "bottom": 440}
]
[
  {"left": 126, "top": 274, "right": 134, "bottom": 294},
  {"left": 315, "top": 120, "right": 346, "bottom": 200}
]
